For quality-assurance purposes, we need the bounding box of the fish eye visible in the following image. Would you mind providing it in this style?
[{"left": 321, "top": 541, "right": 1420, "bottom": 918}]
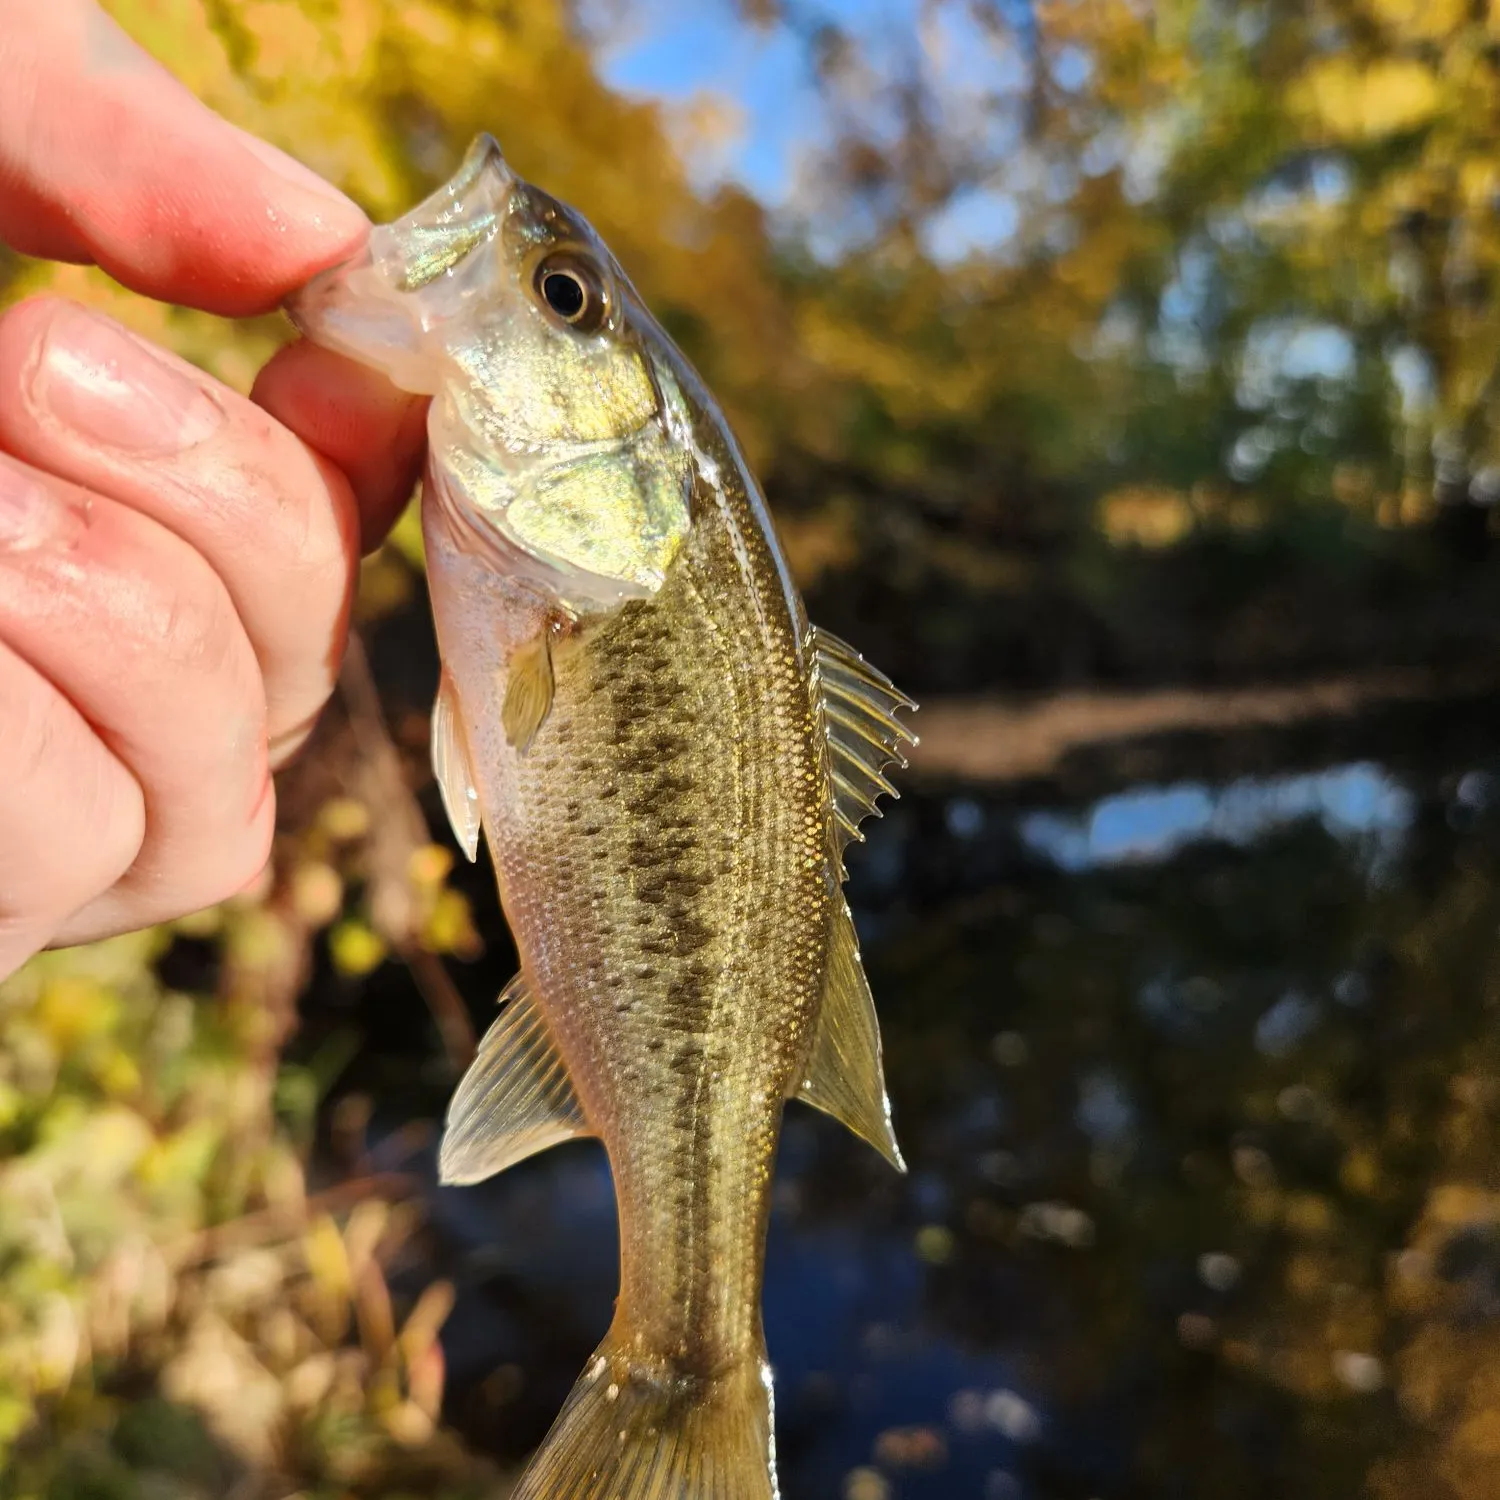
[{"left": 534, "top": 253, "right": 608, "bottom": 332}]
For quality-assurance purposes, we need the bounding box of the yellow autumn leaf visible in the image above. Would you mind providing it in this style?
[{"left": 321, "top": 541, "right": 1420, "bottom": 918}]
[
  {"left": 1366, "top": 0, "right": 1470, "bottom": 42},
  {"left": 1293, "top": 56, "right": 1442, "bottom": 140},
  {"left": 329, "top": 921, "right": 387, "bottom": 977},
  {"left": 36, "top": 977, "right": 119, "bottom": 1052},
  {"left": 1099, "top": 484, "right": 1193, "bottom": 547},
  {"left": 303, "top": 1213, "right": 353, "bottom": 1304}
]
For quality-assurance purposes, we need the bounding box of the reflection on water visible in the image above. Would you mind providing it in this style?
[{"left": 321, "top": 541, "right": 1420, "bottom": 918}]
[
  {"left": 1016, "top": 761, "right": 1415, "bottom": 872},
  {"left": 332, "top": 705, "right": 1500, "bottom": 1499}
]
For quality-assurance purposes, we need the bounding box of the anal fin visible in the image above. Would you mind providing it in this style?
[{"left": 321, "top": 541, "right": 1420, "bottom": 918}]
[
  {"left": 796, "top": 897, "right": 905, "bottom": 1172},
  {"left": 432, "top": 670, "right": 481, "bottom": 862},
  {"left": 439, "top": 973, "right": 593, "bottom": 1185}
]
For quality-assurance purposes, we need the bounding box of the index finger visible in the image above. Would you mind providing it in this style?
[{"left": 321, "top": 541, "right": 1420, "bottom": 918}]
[{"left": 0, "top": 0, "right": 369, "bottom": 315}]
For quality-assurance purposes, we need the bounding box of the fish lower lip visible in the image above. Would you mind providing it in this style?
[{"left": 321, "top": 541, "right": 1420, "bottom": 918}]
[
  {"left": 284, "top": 246, "right": 372, "bottom": 333},
  {"left": 284, "top": 250, "right": 446, "bottom": 395}
]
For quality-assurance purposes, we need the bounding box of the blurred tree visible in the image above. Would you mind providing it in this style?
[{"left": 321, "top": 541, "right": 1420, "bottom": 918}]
[{"left": 780, "top": 0, "right": 1500, "bottom": 536}]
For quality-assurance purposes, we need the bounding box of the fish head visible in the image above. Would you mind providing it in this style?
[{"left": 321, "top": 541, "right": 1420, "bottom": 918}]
[{"left": 288, "top": 135, "right": 694, "bottom": 608}]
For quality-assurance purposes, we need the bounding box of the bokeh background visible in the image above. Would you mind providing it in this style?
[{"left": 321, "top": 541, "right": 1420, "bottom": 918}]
[{"left": 6, "top": 1, "right": 1500, "bottom": 1496}]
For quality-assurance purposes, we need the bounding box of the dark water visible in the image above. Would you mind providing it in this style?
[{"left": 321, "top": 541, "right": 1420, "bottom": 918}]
[{"left": 313, "top": 691, "right": 1500, "bottom": 1500}]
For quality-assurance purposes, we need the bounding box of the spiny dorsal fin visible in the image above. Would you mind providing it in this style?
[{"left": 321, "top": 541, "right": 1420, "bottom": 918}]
[
  {"left": 502, "top": 631, "right": 555, "bottom": 753},
  {"left": 432, "top": 670, "right": 481, "bottom": 862},
  {"left": 796, "top": 896, "right": 905, "bottom": 1172},
  {"left": 812, "top": 626, "right": 917, "bottom": 856},
  {"left": 439, "top": 972, "right": 593, "bottom": 1185}
]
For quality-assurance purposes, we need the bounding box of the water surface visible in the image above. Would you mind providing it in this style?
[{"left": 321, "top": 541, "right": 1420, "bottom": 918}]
[{"left": 315, "top": 690, "right": 1500, "bottom": 1499}]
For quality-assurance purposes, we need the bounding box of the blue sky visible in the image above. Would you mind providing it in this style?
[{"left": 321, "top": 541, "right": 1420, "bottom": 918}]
[
  {"left": 595, "top": 0, "right": 923, "bottom": 205},
  {"left": 593, "top": 1, "right": 1069, "bottom": 263}
]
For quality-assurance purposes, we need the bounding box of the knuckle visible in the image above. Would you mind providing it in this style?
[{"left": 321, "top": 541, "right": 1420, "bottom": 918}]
[
  {"left": 0, "top": 915, "right": 50, "bottom": 979},
  {"left": 203, "top": 778, "right": 276, "bottom": 909},
  {"left": 229, "top": 429, "right": 357, "bottom": 590},
  {"left": 79, "top": 764, "right": 148, "bottom": 893},
  {"left": 241, "top": 783, "right": 277, "bottom": 883},
  {"left": 154, "top": 572, "right": 237, "bottom": 675},
  {"left": 282, "top": 476, "right": 358, "bottom": 596},
  {"left": 7, "top": 674, "right": 63, "bottom": 790},
  {"left": 143, "top": 570, "right": 272, "bottom": 798},
  {"left": 1, "top": 677, "right": 145, "bottom": 910}
]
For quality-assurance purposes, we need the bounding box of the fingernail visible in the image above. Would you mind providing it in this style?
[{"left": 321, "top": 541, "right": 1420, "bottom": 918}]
[
  {"left": 238, "top": 134, "right": 369, "bottom": 239},
  {"left": 30, "top": 308, "right": 224, "bottom": 454},
  {"left": 268, "top": 706, "right": 325, "bottom": 768},
  {"left": 0, "top": 462, "right": 77, "bottom": 552}
]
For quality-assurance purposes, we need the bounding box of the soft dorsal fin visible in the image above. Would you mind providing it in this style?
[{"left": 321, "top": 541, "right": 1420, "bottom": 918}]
[
  {"left": 795, "top": 897, "right": 905, "bottom": 1172},
  {"left": 432, "top": 670, "right": 481, "bottom": 862},
  {"left": 502, "top": 631, "right": 555, "bottom": 753},
  {"left": 812, "top": 627, "right": 917, "bottom": 855},
  {"left": 439, "top": 973, "right": 593, "bottom": 1185}
]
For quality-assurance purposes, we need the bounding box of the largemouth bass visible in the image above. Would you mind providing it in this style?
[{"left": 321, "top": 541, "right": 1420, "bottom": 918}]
[{"left": 288, "top": 136, "right": 914, "bottom": 1500}]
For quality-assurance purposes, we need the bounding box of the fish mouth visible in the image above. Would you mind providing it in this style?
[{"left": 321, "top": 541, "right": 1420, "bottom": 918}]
[{"left": 285, "top": 134, "right": 517, "bottom": 394}]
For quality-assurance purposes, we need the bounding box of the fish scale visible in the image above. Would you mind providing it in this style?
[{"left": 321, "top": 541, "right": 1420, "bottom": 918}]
[
  {"left": 287, "top": 132, "right": 914, "bottom": 1500},
  {"left": 519, "top": 491, "right": 828, "bottom": 1370}
]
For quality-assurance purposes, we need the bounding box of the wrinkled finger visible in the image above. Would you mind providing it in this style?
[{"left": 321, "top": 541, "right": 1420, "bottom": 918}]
[
  {"left": 253, "top": 340, "right": 430, "bottom": 552},
  {"left": 0, "top": 0, "right": 368, "bottom": 314},
  {"left": 0, "top": 297, "right": 362, "bottom": 763},
  {"left": 0, "top": 455, "right": 273, "bottom": 939},
  {"left": 0, "top": 639, "right": 145, "bottom": 977}
]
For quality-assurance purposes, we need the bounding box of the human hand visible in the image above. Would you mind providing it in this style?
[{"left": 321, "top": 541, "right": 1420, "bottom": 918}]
[{"left": 0, "top": 0, "right": 430, "bottom": 978}]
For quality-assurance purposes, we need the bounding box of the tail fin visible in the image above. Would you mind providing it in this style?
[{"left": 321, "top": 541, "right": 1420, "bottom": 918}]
[{"left": 509, "top": 1332, "right": 777, "bottom": 1500}]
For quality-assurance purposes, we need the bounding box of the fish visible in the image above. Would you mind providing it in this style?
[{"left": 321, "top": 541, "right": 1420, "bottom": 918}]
[{"left": 287, "top": 135, "right": 915, "bottom": 1500}]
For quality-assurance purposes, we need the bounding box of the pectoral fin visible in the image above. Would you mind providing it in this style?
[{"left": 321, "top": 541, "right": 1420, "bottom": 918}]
[
  {"left": 796, "top": 897, "right": 905, "bottom": 1172},
  {"left": 502, "top": 632, "right": 555, "bottom": 753},
  {"left": 812, "top": 626, "right": 916, "bottom": 857},
  {"left": 439, "top": 973, "right": 593, "bottom": 1185},
  {"left": 432, "top": 670, "right": 481, "bottom": 862}
]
